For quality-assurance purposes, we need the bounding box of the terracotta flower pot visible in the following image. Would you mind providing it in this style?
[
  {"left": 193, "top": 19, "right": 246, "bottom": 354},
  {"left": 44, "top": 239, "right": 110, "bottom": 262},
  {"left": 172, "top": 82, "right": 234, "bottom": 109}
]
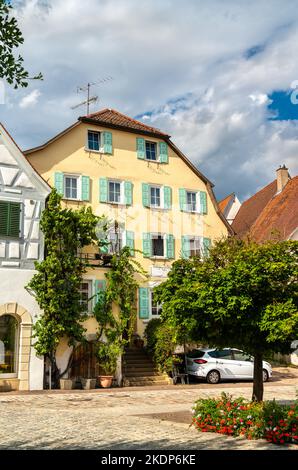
[{"left": 98, "top": 375, "right": 113, "bottom": 388}]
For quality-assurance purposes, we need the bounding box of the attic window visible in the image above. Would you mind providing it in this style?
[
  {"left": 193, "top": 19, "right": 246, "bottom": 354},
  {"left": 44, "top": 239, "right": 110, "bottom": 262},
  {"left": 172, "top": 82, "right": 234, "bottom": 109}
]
[
  {"left": 145, "top": 141, "right": 157, "bottom": 161},
  {"left": 87, "top": 131, "right": 101, "bottom": 151}
]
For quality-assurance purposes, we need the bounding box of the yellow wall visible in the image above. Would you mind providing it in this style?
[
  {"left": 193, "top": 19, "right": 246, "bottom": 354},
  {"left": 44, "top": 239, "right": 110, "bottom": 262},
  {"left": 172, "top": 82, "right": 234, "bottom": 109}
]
[{"left": 27, "top": 122, "right": 228, "bottom": 337}]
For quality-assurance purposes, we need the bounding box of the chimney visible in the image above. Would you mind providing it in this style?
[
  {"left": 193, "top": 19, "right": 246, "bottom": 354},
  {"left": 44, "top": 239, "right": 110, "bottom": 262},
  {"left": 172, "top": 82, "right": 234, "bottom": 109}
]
[{"left": 276, "top": 165, "right": 290, "bottom": 193}]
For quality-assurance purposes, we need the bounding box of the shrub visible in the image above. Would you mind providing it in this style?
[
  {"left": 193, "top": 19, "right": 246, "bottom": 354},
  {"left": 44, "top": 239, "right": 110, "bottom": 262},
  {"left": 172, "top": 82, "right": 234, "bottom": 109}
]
[
  {"left": 191, "top": 393, "right": 298, "bottom": 445},
  {"left": 144, "top": 318, "right": 178, "bottom": 372}
]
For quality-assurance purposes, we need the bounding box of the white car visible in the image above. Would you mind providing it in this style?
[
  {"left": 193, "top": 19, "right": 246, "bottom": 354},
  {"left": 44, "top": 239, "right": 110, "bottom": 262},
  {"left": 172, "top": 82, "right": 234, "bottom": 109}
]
[{"left": 186, "top": 348, "right": 272, "bottom": 384}]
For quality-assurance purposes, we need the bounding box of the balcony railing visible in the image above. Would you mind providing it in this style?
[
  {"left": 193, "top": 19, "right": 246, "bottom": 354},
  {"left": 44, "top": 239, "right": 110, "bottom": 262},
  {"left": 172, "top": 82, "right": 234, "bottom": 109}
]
[{"left": 77, "top": 252, "right": 112, "bottom": 268}]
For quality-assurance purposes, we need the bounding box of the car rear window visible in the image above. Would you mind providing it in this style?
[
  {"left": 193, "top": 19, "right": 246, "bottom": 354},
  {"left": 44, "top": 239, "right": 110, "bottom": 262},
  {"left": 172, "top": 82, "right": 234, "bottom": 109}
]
[{"left": 187, "top": 350, "right": 205, "bottom": 358}]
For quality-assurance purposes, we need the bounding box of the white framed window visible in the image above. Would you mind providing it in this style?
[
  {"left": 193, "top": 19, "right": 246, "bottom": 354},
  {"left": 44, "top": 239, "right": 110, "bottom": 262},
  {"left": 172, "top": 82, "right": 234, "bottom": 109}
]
[
  {"left": 64, "top": 175, "right": 81, "bottom": 200},
  {"left": 189, "top": 237, "right": 202, "bottom": 257},
  {"left": 151, "top": 233, "right": 165, "bottom": 257},
  {"left": 150, "top": 186, "right": 161, "bottom": 208},
  {"left": 186, "top": 191, "right": 197, "bottom": 212},
  {"left": 145, "top": 141, "right": 157, "bottom": 161},
  {"left": 108, "top": 225, "right": 124, "bottom": 254},
  {"left": 108, "top": 180, "right": 122, "bottom": 204},
  {"left": 87, "top": 130, "right": 101, "bottom": 152},
  {"left": 79, "top": 280, "right": 92, "bottom": 313},
  {"left": 150, "top": 291, "right": 162, "bottom": 317}
]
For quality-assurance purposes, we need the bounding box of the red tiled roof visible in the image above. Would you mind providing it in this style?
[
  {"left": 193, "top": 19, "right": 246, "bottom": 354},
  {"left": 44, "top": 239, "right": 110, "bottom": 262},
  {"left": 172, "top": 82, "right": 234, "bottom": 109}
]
[
  {"left": 232, "top": 177, "right": 298, "bottom": 241},
  {"left": 231, "top": 180, "right": 277, "bottom": 237},
  {"left": 218, "top": 193, "right": 235, "bottom": 215},
  {"left": 79, "top": 108, "right": 170, "bottom": 138},
  {"left": 249, "top": 176, "right": 298, "bottom": 242}
]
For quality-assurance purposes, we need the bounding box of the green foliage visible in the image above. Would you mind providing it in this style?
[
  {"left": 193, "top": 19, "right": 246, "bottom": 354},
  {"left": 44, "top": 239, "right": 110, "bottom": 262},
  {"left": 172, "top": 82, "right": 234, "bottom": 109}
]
[
  {"left": 0, "top": 0, "right": 43, "bottom": 88},
  {"left": 144, "top": 318, "right": 179, "bottom": 372},
  {"left": 94, "top": 245, "right": 147, "bottom": 376},
  {"left": 192, "top": 393, "right": 298, "bottom": 445},
  {"left": 27, "top": 189, "right": 99, "bottom": 363},
  {"left": 155, "top": 238, "right": 298, "bottom": 401}
]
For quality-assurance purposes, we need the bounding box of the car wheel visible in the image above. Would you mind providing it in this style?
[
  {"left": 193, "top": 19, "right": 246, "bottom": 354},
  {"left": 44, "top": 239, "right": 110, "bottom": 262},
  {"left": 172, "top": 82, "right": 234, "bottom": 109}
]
[
  {"left": 206, "top": 370, "right": 220, "bottom": 384},
  {"left": 262, "top": 369, "right": 269, "bottom": 382}
]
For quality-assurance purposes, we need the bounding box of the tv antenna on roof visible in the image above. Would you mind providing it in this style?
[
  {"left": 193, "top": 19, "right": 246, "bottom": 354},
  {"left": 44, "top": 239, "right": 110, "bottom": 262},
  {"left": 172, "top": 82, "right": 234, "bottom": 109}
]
[{"left": 71, "top": 76, "right": 113, "bottom": 114}]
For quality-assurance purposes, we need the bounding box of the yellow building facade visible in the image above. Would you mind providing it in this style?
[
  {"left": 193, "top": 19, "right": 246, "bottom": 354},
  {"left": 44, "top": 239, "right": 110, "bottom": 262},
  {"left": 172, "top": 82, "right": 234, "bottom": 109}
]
[{"left": 25, "top": 109, "right": 231, "bottom": 378}]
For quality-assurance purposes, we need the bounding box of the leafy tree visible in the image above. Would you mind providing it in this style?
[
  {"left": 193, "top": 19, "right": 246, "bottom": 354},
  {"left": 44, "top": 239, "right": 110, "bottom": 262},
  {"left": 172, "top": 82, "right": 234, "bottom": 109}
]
[
  {"left": 155, "top": 238, "right": 298, "bottom": 401},
  {"left": 0, "top": 0, "right": 42, "bottom": 88},
  {"left": 27, "top": 190, "right": 99, "bottom": 388}
]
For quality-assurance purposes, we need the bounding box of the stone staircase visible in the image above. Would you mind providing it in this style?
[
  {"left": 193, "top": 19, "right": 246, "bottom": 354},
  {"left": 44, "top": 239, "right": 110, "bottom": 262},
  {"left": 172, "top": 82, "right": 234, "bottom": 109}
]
[{"left": 122, "top": 347, "right": 172, "bottom": 387}]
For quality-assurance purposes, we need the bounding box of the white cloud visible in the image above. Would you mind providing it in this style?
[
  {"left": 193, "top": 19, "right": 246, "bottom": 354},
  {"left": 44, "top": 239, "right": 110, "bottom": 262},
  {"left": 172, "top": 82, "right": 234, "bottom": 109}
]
[
  {"left": 1, "top": 0, "right": 298, "bottom": 200},
  {"left": 19, "top": 89, "right": 41, "bottom": 109}
]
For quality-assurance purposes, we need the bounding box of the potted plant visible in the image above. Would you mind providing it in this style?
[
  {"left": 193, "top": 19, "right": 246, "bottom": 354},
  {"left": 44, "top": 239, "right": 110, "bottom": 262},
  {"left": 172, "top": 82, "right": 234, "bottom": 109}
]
[
  {"left": 96, "top": 340, "right": 120, "bottom": 388},
  {"left": 59, "top": 376, "right": 74, "bottom": 390},
  {"left": 80, "top": 377, "right": 97, "bottom": 390}
]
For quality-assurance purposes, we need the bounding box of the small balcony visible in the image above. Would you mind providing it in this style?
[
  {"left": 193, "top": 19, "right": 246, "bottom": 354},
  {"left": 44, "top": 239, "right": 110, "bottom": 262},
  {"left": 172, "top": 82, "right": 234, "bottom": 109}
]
[{"left": 77, "top": 252, "right": 112, "bottom": 268}]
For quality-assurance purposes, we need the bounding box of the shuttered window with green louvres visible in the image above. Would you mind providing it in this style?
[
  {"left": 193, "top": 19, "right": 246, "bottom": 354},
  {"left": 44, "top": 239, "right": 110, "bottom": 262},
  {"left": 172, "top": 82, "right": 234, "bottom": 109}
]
[
  {"left": 0, "top": 201, "right": 21, "bottom": 238},
  {"left": 159, "top": 142, "right": 168, "bottom": 163},
  {"left": 54, "top": 172, "right": 64, "bottom": 196},
  {"left": 163, "top": 186, "right": 172, "bottom": 209},
  {"left": 181, "top": 235, "right": 190, "bottom": 259},
  {"left": 139, "top": 287, "right": 149, "bottom": 319},
  {"left": 200, "top": 191, "right": 208, "bottom": 214},
  {"left": 166, "top": 234, "right": 175, "bottom": 259},
  {"left": 142, "top": 183, "right": 150, "bottom": 207},
  {"left": 124, "top": 181, "right": 133, "bottom": 205},
  {"left": 136, "top": 137, "right": 145, "bottom": 159},
  {"left": 203, "top": 237, "right": 211, "bottom": 257},
  {"left": 99, "top": 178, "right": 108, "bottom": 202},
  {"left": 81, "top": 176, "right": 90, "bottom": 201},
  {"left": 179, "top": 188, "right": 187, "bottom": 211},
  {"left": 142, "top": 233, "right": 152, "bottom": 257},
  {"left": 93, "top": 279, "right": 106, "bottom": 307},
  {"left": 103, "top": 132, "right": 113, "bottom": 154},
  {"left": 125, "top": 231, "right": 134, "bottom": 256}
]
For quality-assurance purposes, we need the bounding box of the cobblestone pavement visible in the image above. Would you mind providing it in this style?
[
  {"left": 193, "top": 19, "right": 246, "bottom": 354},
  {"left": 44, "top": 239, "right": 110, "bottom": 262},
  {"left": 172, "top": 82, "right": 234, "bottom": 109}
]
[{"left": 0, "top": 370, "right": 297, "bottom": 450}]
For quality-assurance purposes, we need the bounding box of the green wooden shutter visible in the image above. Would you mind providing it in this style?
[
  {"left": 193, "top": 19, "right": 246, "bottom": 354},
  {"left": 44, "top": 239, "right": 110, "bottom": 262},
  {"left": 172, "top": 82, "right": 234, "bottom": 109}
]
[
  {"left": 159, "top": 142, "right": 168, "bottom": 163},
  {"left": 103, "top": 132, "right": 113, "bottom": 154},
  {"left": 125, "top": 231, "right": 134, "bottom": 256},
  {"left": 179, "top": 188, "right": 187, "bottom": 211},
  {"left": 136, "top": 137, "right": 145, "bottom": 159},
  {"left": 54, "top": 172, "right": 64, "bottom": 196},
  {"left": 139, "top": 287, "right": 149, "bottom": 319},
  {"left": 93, "top": 279, "right": 106, "bottom": 305},
  {"left": 124, "top": 181, "right": 133, "bottom": 205},
  {"left": 99, "top": 178, "right": 108, "bottom": 202},
  {"left": 181, "top": 235, "right": 190, "bottom": 259},
  {"left": 200, "top": 191, "right": 208, "bottom": 214},
  {"left": 8, "top": 202, "right": 21, "bottom": 238},
  {"left": 203, "top": 237, "right": 211, "bottom": 257},
  {"left": 142, "top": 183, "right": 150, "bottom": 207},
  {"left": 81, "top": 176, "right": 90, "bottom": 201},
  {"left": 0, "top": 201, "right": 9, "bottom": 236},
  {"left": 163, "top": 186, "right": 172, "bottom": 209},
  {"left": 166, "top": 234, "right": 175, "bottom": 259},
  {"left": 142, "top": 233, "right": 152, "bottom": 258}
]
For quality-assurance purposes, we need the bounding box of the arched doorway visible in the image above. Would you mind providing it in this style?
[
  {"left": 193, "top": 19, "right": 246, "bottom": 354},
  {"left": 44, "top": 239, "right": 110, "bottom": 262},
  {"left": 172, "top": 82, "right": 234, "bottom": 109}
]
[
  {"left": 0, "top": 314, "right": 19, "bottom": 376},
  {"left": 0, "top": 303, "right": 32, "bottom": 391}
]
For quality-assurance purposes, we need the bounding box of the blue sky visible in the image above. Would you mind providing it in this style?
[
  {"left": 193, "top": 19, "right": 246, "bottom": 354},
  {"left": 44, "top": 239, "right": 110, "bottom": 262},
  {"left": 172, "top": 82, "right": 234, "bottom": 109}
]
[{"left": 1, "top": 0, "right": 298, "bottom": 201}]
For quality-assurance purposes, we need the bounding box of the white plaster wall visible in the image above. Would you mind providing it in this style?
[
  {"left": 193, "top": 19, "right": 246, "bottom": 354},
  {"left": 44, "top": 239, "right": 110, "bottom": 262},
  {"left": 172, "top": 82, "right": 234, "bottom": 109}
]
[{"left": 0, "top": 268, "right": 44, "bottom": 390}]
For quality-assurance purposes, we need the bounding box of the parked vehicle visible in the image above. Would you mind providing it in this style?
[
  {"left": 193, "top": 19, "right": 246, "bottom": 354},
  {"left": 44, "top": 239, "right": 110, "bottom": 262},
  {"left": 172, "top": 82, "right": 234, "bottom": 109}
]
[{"left": 186, "top": 348, "right": 272, "bottom": 384}]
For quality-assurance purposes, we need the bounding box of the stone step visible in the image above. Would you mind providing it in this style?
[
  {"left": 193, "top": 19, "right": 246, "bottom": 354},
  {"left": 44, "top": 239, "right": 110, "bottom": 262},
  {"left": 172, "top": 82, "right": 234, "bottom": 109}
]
[
  {"left": 123, "top": 377, "right": 171, "bottom": 387},
  {"left": 124, "top": 370, "right": 162, "bottom": 377}
]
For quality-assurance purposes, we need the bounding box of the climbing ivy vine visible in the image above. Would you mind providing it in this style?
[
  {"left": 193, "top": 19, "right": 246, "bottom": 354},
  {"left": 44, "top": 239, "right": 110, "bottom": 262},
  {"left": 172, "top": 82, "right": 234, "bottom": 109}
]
[{"left": 27, "top": 189, "right": 100, "bottom": 388}]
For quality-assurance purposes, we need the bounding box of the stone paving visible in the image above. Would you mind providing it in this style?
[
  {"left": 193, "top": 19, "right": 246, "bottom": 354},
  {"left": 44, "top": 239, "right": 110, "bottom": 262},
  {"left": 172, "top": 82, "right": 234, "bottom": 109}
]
[{"left": 0, "top": 371, "right": 298, "bottom": 450}]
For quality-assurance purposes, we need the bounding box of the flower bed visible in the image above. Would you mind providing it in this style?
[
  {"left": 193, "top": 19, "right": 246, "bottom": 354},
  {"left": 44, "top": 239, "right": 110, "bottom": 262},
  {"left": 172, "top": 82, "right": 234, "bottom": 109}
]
[{"left": 191, "top": 392, "right": 298, "bottom": 445}]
